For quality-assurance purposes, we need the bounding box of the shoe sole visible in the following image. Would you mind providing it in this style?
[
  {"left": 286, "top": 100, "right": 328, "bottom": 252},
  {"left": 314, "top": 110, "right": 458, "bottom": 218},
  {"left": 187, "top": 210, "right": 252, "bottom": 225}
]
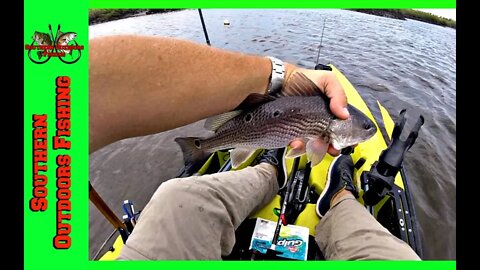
[{"left": 316, "top": 155, "right": 342, "bottom": 218}]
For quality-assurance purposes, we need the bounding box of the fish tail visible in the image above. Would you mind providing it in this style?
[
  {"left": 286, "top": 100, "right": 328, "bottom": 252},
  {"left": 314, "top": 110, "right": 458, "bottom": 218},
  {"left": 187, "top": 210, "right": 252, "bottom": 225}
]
[{"left": 175, "top": 137, "right": 211, "bottom": 172}]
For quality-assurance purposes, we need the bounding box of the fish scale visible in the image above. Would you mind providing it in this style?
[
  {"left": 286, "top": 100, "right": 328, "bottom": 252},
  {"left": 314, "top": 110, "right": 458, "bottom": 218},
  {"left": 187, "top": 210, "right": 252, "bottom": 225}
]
[
  {"left": 201, "top": 96, "right": 337, "bottom": 150},
  {"left": 176, "top": 87, "right": 376, "bottom": 168}
]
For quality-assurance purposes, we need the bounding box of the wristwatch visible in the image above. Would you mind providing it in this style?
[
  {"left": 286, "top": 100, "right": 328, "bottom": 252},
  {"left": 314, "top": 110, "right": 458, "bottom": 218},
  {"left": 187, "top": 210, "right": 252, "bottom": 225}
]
[{"left": 265, "top": 56, "right": 285, "bottom": 96}]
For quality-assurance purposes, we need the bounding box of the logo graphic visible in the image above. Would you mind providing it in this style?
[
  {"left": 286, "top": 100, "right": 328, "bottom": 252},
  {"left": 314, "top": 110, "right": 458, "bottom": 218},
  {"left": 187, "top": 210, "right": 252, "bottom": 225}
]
[{"left": 25, "top": 24, "right": 84, "bottom": 64}]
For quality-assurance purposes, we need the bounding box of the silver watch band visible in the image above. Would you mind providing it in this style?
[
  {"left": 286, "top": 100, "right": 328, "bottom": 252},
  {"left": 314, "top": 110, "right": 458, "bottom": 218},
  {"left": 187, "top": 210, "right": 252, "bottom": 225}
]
[{"left": 266, "top": 56, "right": 285, "bottom": 96}]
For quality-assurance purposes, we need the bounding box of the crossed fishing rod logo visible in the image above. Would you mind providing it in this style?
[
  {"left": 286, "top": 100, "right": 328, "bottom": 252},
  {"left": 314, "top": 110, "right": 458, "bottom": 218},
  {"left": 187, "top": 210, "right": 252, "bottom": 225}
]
[{"left": 26, "top": 24, "right": 84, "bottom": 64}]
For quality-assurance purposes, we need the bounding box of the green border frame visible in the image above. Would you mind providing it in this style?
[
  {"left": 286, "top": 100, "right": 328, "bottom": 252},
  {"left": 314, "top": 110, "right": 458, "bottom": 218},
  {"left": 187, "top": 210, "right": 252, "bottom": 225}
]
[{"left": 25, "top": 1, "right": 456, "bottom": 270}]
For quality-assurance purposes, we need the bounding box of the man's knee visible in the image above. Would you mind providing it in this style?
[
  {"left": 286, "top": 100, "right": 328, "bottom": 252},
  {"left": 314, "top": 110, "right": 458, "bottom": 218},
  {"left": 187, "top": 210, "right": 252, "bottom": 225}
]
[
  {"left": 152, "top": 178, "right": 188, "bottom": 201},
  {"left": 151, "top": 177, "right": 210, "bottom": 204}
]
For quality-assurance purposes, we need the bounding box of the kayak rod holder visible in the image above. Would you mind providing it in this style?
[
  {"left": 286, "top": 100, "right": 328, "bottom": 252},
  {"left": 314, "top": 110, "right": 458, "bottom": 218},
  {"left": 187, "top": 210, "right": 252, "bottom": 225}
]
[{"left": 361, "top": 109, "right": 424, "bottom": 207}]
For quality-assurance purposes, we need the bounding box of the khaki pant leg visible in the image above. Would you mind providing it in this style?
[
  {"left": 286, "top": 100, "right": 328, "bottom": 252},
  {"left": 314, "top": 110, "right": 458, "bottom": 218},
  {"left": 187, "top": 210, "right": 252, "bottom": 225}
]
[
  {"left": 118, "top": 163, "right": 278, "bottom": 260},
  {"left": 315, "top": 194, "right": 421, "bottom": 260}
]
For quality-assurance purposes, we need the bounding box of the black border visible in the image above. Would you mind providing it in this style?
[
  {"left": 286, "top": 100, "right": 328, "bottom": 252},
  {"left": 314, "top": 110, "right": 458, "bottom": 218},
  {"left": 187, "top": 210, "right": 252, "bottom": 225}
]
[
  {"left": 8, "top": 0, "right": 25, "bottom": 268},
  {"left": 456, "top": 1, "right": 467, "bottom": 269}
]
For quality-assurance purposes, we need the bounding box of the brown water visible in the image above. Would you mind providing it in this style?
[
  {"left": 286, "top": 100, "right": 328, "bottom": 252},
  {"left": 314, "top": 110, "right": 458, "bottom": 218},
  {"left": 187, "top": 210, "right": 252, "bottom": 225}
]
[{"left": 89, "top": 9, "right": 456, "bottom": 260}]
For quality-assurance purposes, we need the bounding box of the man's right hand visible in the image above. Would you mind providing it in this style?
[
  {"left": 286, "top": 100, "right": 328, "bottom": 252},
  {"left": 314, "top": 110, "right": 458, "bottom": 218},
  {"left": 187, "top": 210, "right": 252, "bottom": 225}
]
[{"left": 284, "top": 67, "right": 350, "bottom": 157}]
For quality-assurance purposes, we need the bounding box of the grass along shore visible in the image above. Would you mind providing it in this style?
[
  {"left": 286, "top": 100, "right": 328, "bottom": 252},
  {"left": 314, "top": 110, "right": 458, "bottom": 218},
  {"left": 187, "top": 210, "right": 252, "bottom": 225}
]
[{"left": 349, "top": 9, "right": 456, "bottom": 29}]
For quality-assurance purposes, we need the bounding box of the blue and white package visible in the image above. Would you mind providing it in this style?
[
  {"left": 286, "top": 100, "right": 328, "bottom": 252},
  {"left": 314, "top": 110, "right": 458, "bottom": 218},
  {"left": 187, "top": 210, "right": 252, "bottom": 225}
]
[{"left": 249, "top": 218, "right": 309, "bottom": 260}]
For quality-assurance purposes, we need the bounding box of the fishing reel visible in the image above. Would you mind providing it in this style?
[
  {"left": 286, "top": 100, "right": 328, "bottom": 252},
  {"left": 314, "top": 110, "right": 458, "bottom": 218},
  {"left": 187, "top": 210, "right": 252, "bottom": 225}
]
[{"left": 361, "top": 110, "right": 424, "bottom": 206}]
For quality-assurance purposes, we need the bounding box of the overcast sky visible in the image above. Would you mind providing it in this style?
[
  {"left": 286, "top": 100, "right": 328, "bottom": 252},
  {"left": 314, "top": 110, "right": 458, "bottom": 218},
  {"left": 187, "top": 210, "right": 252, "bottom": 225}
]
[{"left": 416, "top": 9, "right": 456, "bottom": 21}]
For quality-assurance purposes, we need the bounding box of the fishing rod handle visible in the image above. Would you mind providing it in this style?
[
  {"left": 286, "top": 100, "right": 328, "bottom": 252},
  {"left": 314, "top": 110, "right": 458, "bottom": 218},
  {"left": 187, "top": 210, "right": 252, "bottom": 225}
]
[{"left": 314, "top": 64, "right": 332, "bottom": 71}]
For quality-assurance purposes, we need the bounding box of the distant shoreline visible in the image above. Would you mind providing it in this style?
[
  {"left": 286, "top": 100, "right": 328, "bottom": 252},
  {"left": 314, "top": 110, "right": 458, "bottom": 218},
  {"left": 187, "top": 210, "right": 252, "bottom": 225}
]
[
  {"left": 348, "top": 9, "right": 456, "bottom": 29},
  {"left": 89, "top": 9, "right": 182, "bottom": 25},
  {"left": 89, "top": 9, "right": 456, "bottom": 29}
]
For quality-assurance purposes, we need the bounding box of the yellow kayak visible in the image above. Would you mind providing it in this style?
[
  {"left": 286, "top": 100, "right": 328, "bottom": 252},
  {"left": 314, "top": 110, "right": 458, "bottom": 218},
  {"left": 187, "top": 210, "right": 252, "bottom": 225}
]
[{"left": 98, "top": 64, "right": 423, "bottom": 260}]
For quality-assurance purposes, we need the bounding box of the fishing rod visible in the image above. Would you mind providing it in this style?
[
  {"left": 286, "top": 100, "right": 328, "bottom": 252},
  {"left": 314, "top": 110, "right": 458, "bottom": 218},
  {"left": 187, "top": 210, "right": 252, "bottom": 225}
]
[
  {"left": 89, "top": 182, "right": 129, "bottom": 242},
  {"left": 198, "top": 9, "right": 211, "bottom": 46},
  {"left": 90, "top": 180, "right": 144, "bottom": 259},
  {"left": 314, "top": 19, "right": 331, "bottom": 71},
  {"left": 315, "top": 18, "right": 327, "bottom": 67}
]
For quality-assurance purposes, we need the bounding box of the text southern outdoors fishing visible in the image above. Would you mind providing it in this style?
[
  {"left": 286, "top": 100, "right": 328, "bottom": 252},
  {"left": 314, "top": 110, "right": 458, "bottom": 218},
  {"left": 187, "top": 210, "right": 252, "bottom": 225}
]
[{"left": 31, "top": 76, "right": 72, "bottom": 249}]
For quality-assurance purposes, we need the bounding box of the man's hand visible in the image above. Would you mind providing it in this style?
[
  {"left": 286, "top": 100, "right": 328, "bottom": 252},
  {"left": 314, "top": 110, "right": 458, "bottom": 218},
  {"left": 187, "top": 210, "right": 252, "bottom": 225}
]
[{"left": 285, "top": 67, "right": 350, "bottom": 156}]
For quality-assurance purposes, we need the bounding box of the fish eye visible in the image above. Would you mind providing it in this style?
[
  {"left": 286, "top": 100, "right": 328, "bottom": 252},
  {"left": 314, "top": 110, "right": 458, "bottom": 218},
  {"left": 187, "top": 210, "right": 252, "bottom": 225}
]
[
  {"left": 194, "top": 139, "right": 201, "bottom": 148},
  {"left": 244, "top": 113, "right": 253, "bottom": 122},
  {"left": 273, "top": 110, "right": 281, "bottom": 117},
  {"left": 363, "top": 121, "right": 373, "bottom": 130}
]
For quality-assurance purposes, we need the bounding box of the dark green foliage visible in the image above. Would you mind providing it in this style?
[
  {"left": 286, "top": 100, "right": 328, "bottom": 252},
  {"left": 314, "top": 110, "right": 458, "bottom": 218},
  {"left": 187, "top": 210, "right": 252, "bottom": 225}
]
[
  {"left": 349, "top": 9, "right": 456, "bottom": 29},
  {"left": 89, "top": 9, "right": 182, "bottom": 25}
]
